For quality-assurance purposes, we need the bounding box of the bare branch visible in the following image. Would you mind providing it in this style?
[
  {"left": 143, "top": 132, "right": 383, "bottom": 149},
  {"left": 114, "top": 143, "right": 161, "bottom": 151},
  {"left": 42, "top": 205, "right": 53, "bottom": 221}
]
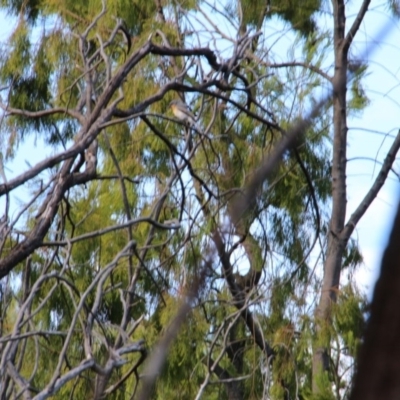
[
  {"left": 344, "top": 0, "right": 371, "bottom": 51},
  {"left": 0, "top": 105, "right": 84, "bottom": 122},
  {"left": 266, "top": 61, "right": 332, "bottom": 82},
  {"left": 342, "top": 129, "right": 400, "bottom": 240}
]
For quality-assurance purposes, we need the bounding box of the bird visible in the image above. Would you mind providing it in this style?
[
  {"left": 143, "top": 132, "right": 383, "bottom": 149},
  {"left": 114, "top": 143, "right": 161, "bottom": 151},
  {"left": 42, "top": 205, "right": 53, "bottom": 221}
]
[{"left": 169, "top": 99, "right": 197, "bottom": 127}]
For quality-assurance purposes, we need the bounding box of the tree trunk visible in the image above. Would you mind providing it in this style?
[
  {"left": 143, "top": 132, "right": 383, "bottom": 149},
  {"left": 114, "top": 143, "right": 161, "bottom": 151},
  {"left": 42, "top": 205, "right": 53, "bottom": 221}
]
[
  {"left": 312, "top": 0, "right": 348, "bottom": 391},
  {"left": 350, "top": 199, "right": 400, "bottom": 399}
]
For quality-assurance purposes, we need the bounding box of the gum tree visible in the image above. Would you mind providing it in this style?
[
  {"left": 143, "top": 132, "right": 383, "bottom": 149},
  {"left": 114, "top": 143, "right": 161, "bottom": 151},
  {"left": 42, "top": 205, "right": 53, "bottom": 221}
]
[{"left": 0, "top": 0, "right": 399, "bottom": 399}]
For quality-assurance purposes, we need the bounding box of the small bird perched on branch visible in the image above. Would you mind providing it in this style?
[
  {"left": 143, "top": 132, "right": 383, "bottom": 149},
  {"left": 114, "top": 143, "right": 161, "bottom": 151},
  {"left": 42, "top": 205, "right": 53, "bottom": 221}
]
[{"left": 169, "top": 99, "right": 197, "bottom": 127}]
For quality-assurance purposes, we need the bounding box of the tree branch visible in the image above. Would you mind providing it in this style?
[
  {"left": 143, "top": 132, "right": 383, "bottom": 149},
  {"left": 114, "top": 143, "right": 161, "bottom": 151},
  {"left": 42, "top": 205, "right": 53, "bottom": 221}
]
[
  {"left": 344, "top": 0, "right": 371, "bottom": 52},
  {"left": 266, "top": 61, "right": 332, "bottom": 82},
  {"left": 342, "top": 129, "right": 400, "bottom": 240}
]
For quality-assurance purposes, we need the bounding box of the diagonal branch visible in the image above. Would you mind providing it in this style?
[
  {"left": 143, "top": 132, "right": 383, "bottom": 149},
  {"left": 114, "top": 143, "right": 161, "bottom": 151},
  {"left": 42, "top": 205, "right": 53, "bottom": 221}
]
[
  {"left": 0, "top": 158, "right": 97, "bottom": 278},
  {"left": 342, "top": 129, "right": 400, "bottom": 241},
  {"left": 344, "top": 0, "right": 371, "bottom": 52}
]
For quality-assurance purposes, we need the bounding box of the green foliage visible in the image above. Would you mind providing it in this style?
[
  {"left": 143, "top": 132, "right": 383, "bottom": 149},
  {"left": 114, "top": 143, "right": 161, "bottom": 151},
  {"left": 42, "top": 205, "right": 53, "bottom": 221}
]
[
  {"left": 239, "top": 0, "right": 321, "bottom": 35},
  {"left": 308, "top": 371, "right": 337, "bottom": 400},
  {"left": 0, "top": 0, "right": 41, "bottom": 21},
  {"left": 348, "top": 79, "right": 369, "bottom": 113},
  {"left": 333, "top": 285, "right": 366, "bottom": 358},
  {"left": 0, "top": 22, "right": 30, "bottom": 79},
  {"left": 342, "top": 238, "right": 363, "bottom": 271},
  {"left": 269, "top": 0, "right": 321, "bottom": 35}
]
